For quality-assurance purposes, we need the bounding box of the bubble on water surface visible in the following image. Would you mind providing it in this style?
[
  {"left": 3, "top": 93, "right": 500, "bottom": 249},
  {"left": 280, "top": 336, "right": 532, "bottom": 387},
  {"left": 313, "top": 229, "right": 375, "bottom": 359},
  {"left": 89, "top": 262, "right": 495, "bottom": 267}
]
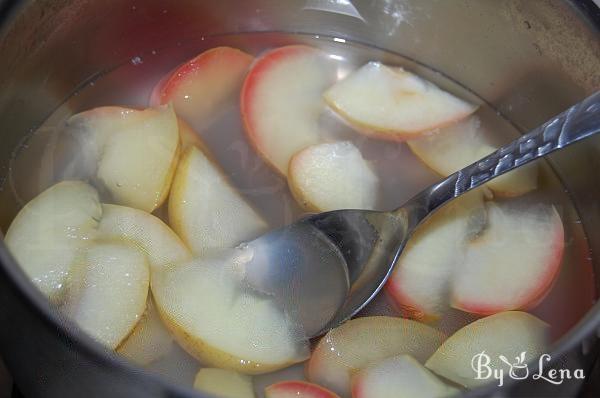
[{"left": 130, "top": 56, "right": 143, "bottom": 66}]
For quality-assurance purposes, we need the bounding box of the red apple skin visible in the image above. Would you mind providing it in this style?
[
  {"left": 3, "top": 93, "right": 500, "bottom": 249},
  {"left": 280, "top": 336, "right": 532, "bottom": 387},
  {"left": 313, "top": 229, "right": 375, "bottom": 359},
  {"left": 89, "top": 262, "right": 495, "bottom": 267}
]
[
  {"left": 240, "top": 45, "right": 324, "bottom": 176},
  {"left": 351, "top": 376, "right": 375, "bottom": 398},
  {"left": 265, "top": 381, "right": 341, "bottom": 398},
  {"left": 452, "top": 213, "right": 565, "bottom": 315},
  {"left": 351, "top": 378, "right": 364, "bottom": 398},
  {"left": 150, "top": 46, "right": 254, "bottom": 106}
]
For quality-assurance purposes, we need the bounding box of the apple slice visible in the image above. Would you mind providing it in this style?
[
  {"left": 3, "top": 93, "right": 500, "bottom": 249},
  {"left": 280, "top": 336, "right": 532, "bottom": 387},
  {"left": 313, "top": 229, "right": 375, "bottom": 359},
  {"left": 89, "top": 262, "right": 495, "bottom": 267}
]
[
  {"left": 407, "top": 116, "right": 538, "bottom": 197},
  {"left": 451, "top": 202, "right": 564, "bottom": 315},
  {"left": 324, "top": 62, "right": 476, "bottom": 140},
  {"left": 266, "top": 381, "right": 340, "bottom": 398},
  {"left": 64, "top": 242, "right": 149, "bottom": 349},
  {"left": 117, "top": 298, "right": 174, "bottom": 365},
  {"left": 288, "top": 141, "right": 380, "bottom": 212},
  {"left": 385, "top": 189, "right": 487, "bottom": 321},
  {"left": 193, "top": 368, "right": 255, "bottom": 398},
  {"left": 169, "top": 146, "right": 268, "bottom": 255},
  {"left": 152, "top": 251, "right": 310, "bottom": 375},
  {"left": 241, "top": 45, "right": 337, "bottom": 175},
  {"left": 64, "top": 105, "right": 180, "bottom": 212},
  {"left": 97, "top": 204, "right": 191, "bottom": 271},
  {"left": 387, "top": 195, "right": 563, "bottom": 318},
  {"left": 96, "top": 105, "right": 180, "bottom": 212},
  {"left": 150, "top": 46, "right": 253, "bottom": 126},
  {"left": 352, "top": 355, "right": 459, "bottom": 398},
  {"left": 4, "top": 181, "right": 102, "bottom": 303},
  {"left": 307, "top": 316, "right": 445, "bottom": 397},
  {"left": 425, "top": 311, "right": 549, "bottom": 388}
]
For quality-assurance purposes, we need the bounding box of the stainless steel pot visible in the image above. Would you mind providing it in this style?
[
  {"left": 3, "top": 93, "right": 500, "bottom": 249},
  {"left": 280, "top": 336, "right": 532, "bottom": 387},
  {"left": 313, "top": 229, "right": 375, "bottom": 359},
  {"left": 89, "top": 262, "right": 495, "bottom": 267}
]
[{"left": 0, "top": 1, "right": 598, "bottom": 397}]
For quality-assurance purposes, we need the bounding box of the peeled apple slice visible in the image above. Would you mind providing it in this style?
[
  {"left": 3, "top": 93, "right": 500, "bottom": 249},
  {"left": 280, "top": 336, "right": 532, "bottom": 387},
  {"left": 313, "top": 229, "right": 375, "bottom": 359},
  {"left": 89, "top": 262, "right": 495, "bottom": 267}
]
[
  {"left": 352, "top": 355, "right": 459, "bottom": 398},
  {"left": 169, "top": 146, "right": 268, "bottom": 255},
  {"left": 4, "top": 181, "right": 101, "bottom": 303},
  {"left": 150, "top": 46, "right": 254, "bottom": 127},
  {"left": 97, "top": 204, "right": 191, "bottom": 272},
  {"left": 65, "top": 242, "right": 149, "bottom": 348},
  {"left": 266, "top": 381, "right": 340, "bottom": 398},
  {"left": 407, "top": 116, "right": 538, "bottom": 197},
  {"left": 324, "top": 62, "right": 476, "bottom": 139},
  {"left": 451, "top": 202, "right": 564, "bottom": 315},
  {"left": 117, "top": 298, "right": 174, "bottom": 365},
  {"left": 152, "top": 251, "right": 310, "bottom": 375},
  {"left": 425, "top": 311, "right": 549, "bottom": 388},
  {"left": 193, "top": 368, "right": 255, "bottom": 398},
  {"left": 306, "top": 316, "right": 445, "bottom": 397},
  {"left": 64, "top": 105, "right": 180, "bottom": 212},
  {"left": 241, "top": 45, "right": 337, "bottom": 175},
  {"left": 288, "top": 141, "right": 380, "bottom": 212}
]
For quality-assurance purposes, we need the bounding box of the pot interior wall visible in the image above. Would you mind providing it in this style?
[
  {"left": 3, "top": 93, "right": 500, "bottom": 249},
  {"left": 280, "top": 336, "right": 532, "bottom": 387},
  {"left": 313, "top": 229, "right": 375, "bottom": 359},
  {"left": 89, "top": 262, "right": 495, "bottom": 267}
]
[{"left": 0, "top": 0, "right": 598, "bottom": 228}]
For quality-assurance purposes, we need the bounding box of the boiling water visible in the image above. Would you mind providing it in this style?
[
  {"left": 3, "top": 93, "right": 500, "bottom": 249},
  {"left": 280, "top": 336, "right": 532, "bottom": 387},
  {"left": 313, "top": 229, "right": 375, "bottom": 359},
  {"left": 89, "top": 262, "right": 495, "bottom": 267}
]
[{"left": 1, "top": 32, "right": 596, "bottom": 394}]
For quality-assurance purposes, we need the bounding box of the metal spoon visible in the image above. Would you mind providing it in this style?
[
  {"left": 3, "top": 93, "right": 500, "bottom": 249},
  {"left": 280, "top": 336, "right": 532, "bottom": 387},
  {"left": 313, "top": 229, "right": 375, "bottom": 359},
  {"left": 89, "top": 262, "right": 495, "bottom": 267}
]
[{"left": 241, "top": 91, "right": 600, "bottom": 339}]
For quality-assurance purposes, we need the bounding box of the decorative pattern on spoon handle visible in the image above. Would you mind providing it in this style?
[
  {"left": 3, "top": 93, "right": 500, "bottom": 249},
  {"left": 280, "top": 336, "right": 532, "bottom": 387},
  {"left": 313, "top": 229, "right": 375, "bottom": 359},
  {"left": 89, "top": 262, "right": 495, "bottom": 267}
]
[{"left": 406, "top": 91, "right": 600, "bottom": 223}]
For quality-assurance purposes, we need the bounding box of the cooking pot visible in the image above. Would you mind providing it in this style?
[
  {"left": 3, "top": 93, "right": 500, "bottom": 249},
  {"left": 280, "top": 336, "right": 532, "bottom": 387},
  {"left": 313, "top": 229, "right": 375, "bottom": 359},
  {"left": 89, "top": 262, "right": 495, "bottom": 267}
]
[{"left": 0, "top": 1, "right": 598, "bottom": 397}]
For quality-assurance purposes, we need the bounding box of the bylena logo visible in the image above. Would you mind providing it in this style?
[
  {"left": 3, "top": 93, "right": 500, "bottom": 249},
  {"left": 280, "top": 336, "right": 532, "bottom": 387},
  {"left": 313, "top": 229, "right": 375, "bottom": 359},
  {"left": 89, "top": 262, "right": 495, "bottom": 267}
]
[{"left": 471, "top": 351, "right": 585, "bottom": 387}]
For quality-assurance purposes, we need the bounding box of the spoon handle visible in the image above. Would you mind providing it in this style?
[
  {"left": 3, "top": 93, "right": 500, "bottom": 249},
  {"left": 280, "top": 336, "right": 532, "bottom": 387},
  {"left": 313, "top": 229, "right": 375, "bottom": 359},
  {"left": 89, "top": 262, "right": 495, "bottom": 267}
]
[{"left": 401, "top": 91, "right": 600, "bottom": 225}]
